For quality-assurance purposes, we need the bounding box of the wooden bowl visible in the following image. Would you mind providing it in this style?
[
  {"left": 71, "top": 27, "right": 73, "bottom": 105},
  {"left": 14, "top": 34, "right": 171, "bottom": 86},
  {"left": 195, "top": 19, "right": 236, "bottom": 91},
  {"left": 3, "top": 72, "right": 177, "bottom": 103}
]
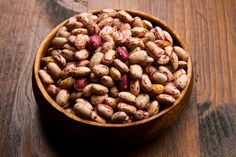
[{"left": 34, "top": 9, "right": 193, "bottom": 146}]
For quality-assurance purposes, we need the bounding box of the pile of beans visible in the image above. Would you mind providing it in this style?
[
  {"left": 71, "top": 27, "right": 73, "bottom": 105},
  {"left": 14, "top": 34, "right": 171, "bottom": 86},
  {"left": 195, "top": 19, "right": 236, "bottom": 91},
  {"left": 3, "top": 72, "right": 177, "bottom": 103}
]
[{"left": 39, "top": 9, "right": 189, "bottom": 124}]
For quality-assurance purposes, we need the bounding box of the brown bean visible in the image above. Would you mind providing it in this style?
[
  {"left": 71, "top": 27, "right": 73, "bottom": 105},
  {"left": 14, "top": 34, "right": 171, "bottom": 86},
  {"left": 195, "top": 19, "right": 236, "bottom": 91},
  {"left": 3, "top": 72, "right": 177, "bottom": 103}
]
[
  {"left": 135, "top": 94, "right": 150, "bottom": 109},
  {"left": 130, "top": 64, "right": 143, "bottom": 79},
  {"left": 71, "top": 67, "right": 91, "bottom": 77},
  {"left": 46, "top": 62, "right": 62, "bottom": 79},
  {"left": 150, "top": 71, "right": 168, "bottom": 84},
  {"left": 75, "top": 98, "right": 93, "bottom": 110},
  {"left": 98, "top": 17, "right": 113, "bottom": 28},
  {"left": 159, "top": 66, "right": 174, "bottom": 81},
  {"left": 102, "top": 49, "right": 116, "bottom": 65},
  {"left": 126, "top": 37, "right": 144, "bottom": 50},
  {"left": 144, "top": 66, "right": 157, "bottom": 75},
  {"left": 96, "top": 104, "right": 114, "bottom": 119},
  {"left": 111, "top": 111, "right": 128, "bottom": 123},
  {"left": 113, "top": 59, "right": 129, "bottom": 73},
  {"left": 59, "top": 77, "right": 75, "bottom": 89},
  {"left": 130, "top": 79, "right": 140, "bottom": 96},
  {"left": 145, "top": 41, "right": 164, "bottom": 59},
  {"left": 74, "top": 34, "right": 89, "bottom": 49},
  {"left": 89, "top": 52, "right": 104, "bottom": 68},
  {"left": 46, "top": 84, "right": 59, "bottom": 97},
  {"left": 129, "top": 50, "right": 148, "bottom": 64},
  {"left": 118, "top": 92, "right": 136, "bottom": 104},
  {"left": 148, "top": 100, "right": 160, "bottom": 116},
  {"left": 73, "top": 102, "right": 92, "bottom": 119},
  {"left": 75, "top": 49, "right": 89, "bottom": 60},
  {"left": 109, "top": 86, "right": 119, "bottom": 98},
  {"left": 92, "top": 64, "right": 109, "bottom": 76},
  {"left": 90, "top": 111, "right": 106, "bottom": 123},
  {"left": 52, "top": 54, "right": 67, "bottom": 68},
  {"left": 69, "top": 91, "right": 82, "bottom": 101},
  {"left": 104, "top": 97, "right": 117, "bottom": 109},
  {"left": 117, "top": 10, "right": 134, "bottom": 23},
  {"left": 131, "top": 27, "right": 148, "bottom": 37},
  {"left": 132, "top": 110, "right": 149, "bottom": 121},
  {"left": 109, "top": 67, "right": 121, "bottom": 81},
  {"left": 92, "top": 84, "right": 109, "bottom": 95},
  {"left": 55, "top": 89, "right": 70, "bottom": 108},
  {"left": 117, "top": 102, "right": 137, "bottom": 115},
  {"left": 164, "top": 83, "right": 181, "bottom": 98},
  {"left": 82, "top": 84, "right": 93, "bottom": 97},
  {"left": 102, "top": 41, "right": 115, "bottom": 52},
  {"left": 152, "top": 84, "right": 164, "bottom": 95},
  {"left": 101, "top": 76, "right": 114, "bottom": 87},
  {"left": 173, "top": 46, "right": 189, "bottom": 61},
  {"left": 41, "top": 56, "right": 54, "bottom": 65},
  {"left": 39, "top": 70, "right": 54, "bottom": 85},
  {"left": 77, "top": 60, "right": 90, "bottom": 67},
  {"left": 157, "top": 94, "right": 176, "bottom": 105},
  {"left": 140, "top": 74, "right": 152, "bottom": 92},
  {"left": 61, "top": 49, "right": 76, "bottom": 61},
  {"left": 174, "top": 74, "right": 188, "bottom": 89},
  {"left": 90, "top": 94, "right": 108, "bottom": 105},
  {"left": 51, "top": 37, "right": 67, "bottom": 48}
]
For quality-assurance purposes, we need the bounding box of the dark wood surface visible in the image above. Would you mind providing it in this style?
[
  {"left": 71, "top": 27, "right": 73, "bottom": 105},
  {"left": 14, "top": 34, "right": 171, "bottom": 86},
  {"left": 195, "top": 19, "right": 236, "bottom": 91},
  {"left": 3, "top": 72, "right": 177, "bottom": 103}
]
[{"left": 0, "top": 0, "right": 235, "bottom": 156}]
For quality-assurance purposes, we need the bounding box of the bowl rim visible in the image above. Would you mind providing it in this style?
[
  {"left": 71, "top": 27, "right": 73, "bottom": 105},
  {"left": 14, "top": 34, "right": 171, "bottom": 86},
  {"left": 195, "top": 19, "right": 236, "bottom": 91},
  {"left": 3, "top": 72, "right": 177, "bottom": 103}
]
[{"left": 34, "top": 9, "right": 192, "bottom": 128}]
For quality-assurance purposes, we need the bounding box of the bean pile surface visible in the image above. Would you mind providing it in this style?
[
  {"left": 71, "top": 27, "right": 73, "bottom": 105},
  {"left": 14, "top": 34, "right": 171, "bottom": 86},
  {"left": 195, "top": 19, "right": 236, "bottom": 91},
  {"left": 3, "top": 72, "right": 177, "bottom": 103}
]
[{"left": 39, "top": 9, "right": 189, "bottom": 124}]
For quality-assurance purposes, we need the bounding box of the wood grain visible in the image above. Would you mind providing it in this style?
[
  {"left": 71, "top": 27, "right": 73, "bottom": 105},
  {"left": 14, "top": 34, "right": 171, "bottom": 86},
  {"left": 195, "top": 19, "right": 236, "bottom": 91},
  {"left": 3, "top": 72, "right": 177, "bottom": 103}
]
[{"left": 0, "top": 0, "right": 235, "bottom": 157}]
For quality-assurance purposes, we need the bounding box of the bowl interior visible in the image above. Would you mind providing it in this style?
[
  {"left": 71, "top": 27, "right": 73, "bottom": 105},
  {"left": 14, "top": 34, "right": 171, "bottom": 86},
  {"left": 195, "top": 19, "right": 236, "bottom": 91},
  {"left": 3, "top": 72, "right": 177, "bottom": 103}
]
[{"left": 34, "top": 9, "right": 192, "bottom": 127}]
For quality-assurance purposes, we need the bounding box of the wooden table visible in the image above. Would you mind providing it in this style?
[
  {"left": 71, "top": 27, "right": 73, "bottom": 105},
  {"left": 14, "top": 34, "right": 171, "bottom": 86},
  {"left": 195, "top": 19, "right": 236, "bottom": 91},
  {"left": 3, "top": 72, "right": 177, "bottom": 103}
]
[{"left": 0, "top": 0, "right": 235, "bottom": 156}]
